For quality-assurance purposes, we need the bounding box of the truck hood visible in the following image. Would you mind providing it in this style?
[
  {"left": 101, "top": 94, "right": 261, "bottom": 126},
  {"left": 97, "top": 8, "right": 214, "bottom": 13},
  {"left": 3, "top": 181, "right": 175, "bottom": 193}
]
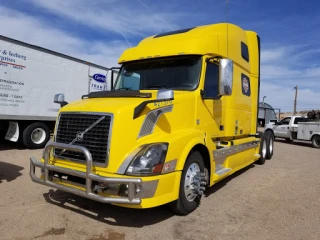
[{"left": 53, "top": 90, "right": 196, "bottom": 174}]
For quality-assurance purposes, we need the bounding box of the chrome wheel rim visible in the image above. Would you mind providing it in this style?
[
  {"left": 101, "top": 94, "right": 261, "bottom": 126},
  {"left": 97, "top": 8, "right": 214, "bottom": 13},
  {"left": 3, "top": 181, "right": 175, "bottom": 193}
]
[
  {"left": 269, "top": 137, "right": 273, "bottom": 154},
  {"left": 262, "top": 139, "right": 267, "bottom": 158},
  {"left": 31, "top": 128, "right": 46, "bottom": 144},
  {"left": 184, "top": 162, "right": 200, "bottom": 202}
]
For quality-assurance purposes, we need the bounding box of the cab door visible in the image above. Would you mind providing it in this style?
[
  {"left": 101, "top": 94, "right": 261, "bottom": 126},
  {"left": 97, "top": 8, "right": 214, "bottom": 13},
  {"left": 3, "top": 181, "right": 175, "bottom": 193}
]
[
  {"left": 197, "top": 59, "right": 221, "bottom": 137},
  {"left": 274, "top": 117, "right": 291, "bottom": 138}
]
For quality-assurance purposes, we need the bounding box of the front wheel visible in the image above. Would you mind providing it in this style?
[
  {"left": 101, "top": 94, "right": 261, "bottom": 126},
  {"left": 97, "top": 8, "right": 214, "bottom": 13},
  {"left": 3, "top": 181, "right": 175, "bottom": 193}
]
[
  {"left": 168, "top": 151, "right": 207, "bottom": 215},
  {"left": 311, "top": 135, "right": 320, "bottom": 148}
]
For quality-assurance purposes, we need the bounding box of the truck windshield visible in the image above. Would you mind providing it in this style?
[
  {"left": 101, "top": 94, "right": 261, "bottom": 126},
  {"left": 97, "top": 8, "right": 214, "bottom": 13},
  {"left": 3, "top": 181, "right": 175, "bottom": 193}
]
[{"left": 114, "top": 55, "right": 202, "bottom": 91}]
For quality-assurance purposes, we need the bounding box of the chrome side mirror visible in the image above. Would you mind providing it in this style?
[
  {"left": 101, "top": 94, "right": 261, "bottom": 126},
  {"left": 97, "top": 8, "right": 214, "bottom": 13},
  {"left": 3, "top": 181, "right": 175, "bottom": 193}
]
[
  {"left": 54, "top": 93, "right": 65, "bottom": 103},
  {"left": 219, "top": 59, "right": 233, "bottom": 96},
  {"left": 54, "top": 93, "right": 68, "bottom": 107}
]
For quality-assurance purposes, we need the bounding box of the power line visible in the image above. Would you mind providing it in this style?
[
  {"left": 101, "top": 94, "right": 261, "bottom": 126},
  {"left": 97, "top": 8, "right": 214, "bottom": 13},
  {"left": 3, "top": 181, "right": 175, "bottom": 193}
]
[{"left": 293, "top": 85, "right": 298, "bottom": 115}]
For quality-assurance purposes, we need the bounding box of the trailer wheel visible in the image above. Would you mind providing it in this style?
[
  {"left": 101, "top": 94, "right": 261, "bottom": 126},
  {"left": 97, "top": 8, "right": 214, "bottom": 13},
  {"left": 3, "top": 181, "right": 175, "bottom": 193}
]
[
  {"left": 256, "top": 133, "right": 268, "bottom": 165},
  {"left": 22, "top": 122, "right": 50, "bottom": 149},
  {"left": 168, "top": 151, "right": 206, "bottom": 215},
  {"left": 311, "top": 135, "right": 320, "bottom": 149},
  {"left": 265, "top": 131, "right": 274, "bottom": 160}
]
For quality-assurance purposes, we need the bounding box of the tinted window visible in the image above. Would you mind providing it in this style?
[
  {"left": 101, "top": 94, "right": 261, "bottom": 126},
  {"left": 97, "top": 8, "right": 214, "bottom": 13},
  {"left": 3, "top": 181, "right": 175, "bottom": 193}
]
[
  {"left": 154, "top": 27, "right": 195, "bottom": 38},
  {"left": 114, "top": 56, "right": 202, "bottom": 91},
  {"left": 280, "top": 117, "right": 291, "bottom": 125},
  {"left": 203, "top": 63, "right": 219, "bottom": 98},
  {"left": 241, "top": 42, "right": 249, "bottom": 62},
  {"left": 294, "top": 117, "right": 308, "bottom": 124}
]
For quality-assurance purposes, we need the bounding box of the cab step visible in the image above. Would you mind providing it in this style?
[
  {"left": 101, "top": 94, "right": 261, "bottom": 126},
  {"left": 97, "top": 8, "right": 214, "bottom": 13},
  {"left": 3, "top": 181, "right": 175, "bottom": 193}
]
[{"left": 215, "top": 164, "right": 232, "bottom": 176}]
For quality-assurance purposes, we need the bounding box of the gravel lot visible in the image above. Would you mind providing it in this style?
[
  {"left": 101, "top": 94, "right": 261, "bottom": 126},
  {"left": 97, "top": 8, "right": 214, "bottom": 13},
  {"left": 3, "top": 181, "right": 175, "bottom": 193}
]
[{"left": 0, "top": 139, "right": 319, "bottom": 240}]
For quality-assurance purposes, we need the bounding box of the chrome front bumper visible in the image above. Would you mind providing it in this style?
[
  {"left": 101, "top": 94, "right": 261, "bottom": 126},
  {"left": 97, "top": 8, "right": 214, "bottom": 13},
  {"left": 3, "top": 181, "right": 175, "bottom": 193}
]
[{"left": 29, "top": 142, "right": 142, "bottom": 205}]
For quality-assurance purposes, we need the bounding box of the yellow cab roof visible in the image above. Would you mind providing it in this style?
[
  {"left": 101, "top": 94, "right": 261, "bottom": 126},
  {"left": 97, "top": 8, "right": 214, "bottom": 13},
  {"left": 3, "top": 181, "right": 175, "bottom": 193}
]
[{"left": 117, "top": 22, "right": 257, "bottom": 73}]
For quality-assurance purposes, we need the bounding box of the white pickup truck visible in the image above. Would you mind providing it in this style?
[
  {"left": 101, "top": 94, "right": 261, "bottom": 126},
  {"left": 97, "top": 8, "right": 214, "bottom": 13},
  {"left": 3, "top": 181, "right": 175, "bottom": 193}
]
[{"left": 265, "top": 115, "right": 320, "bottom": 148}]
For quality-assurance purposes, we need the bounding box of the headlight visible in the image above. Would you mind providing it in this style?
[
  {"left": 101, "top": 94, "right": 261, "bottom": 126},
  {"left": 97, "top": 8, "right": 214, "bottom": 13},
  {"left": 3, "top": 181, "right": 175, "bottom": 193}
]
[{"left": 125, "top": 143, "right": 168, "bottom": 176}]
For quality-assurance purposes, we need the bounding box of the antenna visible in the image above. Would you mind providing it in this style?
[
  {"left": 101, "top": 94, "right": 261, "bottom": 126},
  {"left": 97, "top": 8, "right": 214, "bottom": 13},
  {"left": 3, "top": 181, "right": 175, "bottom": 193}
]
[{"left": 226, "top": 0, "right": 229, "bottom": 58}]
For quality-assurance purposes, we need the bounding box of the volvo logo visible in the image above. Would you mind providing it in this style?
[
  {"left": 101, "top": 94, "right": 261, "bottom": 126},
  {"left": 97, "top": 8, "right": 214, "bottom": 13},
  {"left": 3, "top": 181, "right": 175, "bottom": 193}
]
[
  {"left": 69, "top": 116, "right": 106, "bottom": 145},
  {"left": 76, "top": 132, "right": 84, "bottom": 141}
]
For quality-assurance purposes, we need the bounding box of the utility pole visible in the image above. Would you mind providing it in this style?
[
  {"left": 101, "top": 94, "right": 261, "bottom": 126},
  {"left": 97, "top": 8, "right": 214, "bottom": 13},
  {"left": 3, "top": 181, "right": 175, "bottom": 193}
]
[{"left": 293, "top": 85, "right": 298, "bottom": 115}]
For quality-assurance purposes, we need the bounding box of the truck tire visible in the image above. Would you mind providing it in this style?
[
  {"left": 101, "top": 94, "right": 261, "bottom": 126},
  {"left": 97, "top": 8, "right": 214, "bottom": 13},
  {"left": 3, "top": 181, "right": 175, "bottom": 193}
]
[
  {"left": 22, "top": 122, "right": 50, "bottom": 149},
  {"left": 265, "top": 131, "right": 274, "bottom": 160},
  {"left": 168, "top": 151, "right": 206, "bottom": 215},
  {"left": 256, "top": 132, "right": 268, "bottom": 165},
  {"left": 311, "top": 135, "right": 320, "bottom": 149}
]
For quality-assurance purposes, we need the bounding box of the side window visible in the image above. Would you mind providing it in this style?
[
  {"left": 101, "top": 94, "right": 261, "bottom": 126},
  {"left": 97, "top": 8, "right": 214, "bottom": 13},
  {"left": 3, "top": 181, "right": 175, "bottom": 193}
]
[
  {"left": 121, "top": 72, "right": 140, "bottom": 90},
  {"left": 294, "top": 117, "right": 307, "bottom": 124},
  {"left": 280, "top": 117, "right": 291, "bottom": 125},
  {"left": 203, "top": 63, "right": 219, "bottom": 98},
  {"left": 241, "top": 42, "right": 249, "bottom": 62}
]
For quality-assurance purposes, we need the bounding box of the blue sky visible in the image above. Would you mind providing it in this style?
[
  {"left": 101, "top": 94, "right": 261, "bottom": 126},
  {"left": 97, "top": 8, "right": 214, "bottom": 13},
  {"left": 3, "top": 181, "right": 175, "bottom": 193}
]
[{"left": 1, "top": 0, "right": 319, "bottom": 112}]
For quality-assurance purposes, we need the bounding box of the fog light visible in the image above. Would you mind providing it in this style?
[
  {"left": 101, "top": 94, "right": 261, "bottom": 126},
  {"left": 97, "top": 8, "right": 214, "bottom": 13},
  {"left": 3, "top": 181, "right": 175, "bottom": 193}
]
[{"left": 118, "top": 184, "right": 128, "bottom": 197}]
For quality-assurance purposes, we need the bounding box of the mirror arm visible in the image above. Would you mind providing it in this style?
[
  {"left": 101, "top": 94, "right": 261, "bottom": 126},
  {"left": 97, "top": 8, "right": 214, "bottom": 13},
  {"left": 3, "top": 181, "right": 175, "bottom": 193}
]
[
  {"left": 200, "top": 89, "right": 205, "bottom": 98},
  {"left": 206, "top": 56, "right": 222, "bottom": 64},
  {"left": 60, "top": 101, "right": 68, "bottom": 107},
  {"left": 54, "top": 93, "right": 68, "bottom": 108}
]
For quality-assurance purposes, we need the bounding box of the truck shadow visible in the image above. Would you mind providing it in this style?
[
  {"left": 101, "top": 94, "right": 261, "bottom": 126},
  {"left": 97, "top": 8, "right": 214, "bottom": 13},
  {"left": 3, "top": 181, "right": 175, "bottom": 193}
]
[
  {"left": 0, "top": 161, "right": 24, "bottom": 183},
  {"left": 42, "top": 164, "right": 256, "bottom": 227},
  {"left": 203, "top": 164, "right": 255, "bottom": 197},
  {"left": 275, "top": 139, "right": 314, "bottom": 149},
  {"left": 43, "top": 189, "right": 174, "bottom": 227},
  {"left": 0, "top": 141, "right": 26, "bottom": 150}
]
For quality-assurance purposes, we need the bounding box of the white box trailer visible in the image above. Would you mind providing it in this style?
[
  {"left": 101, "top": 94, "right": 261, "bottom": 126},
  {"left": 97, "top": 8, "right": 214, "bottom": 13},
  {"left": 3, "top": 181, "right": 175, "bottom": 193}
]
[{"left": 0, "top": 35, "right": 119, "bottom": 148}]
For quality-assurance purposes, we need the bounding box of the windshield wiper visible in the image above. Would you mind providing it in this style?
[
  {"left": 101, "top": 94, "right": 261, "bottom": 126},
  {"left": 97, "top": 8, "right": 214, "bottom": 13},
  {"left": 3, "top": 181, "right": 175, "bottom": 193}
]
[{"left": 144, "top": 84, "right": 167, "bottom": 89}]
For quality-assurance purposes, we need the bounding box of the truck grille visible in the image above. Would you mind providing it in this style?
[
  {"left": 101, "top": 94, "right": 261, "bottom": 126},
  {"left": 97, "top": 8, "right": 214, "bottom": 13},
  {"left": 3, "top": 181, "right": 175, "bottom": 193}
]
[{"left": 54, "top": 113, "right": 112, "bottom": 165}]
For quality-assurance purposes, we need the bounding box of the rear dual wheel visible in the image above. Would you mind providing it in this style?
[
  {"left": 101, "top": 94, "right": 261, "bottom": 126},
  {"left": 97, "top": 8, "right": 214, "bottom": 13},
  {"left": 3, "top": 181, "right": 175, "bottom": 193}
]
[
  {"left": 266, "top": 131, "right": 274, "bottom": 159},
  {"left": 256, "top": 131, "right": 274, "bottom": 164}
]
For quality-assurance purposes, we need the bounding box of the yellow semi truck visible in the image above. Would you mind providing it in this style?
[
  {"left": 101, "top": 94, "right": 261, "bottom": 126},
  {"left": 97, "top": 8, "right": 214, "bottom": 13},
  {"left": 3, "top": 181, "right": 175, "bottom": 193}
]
[{"left": 29, "top": 23, "right": 274, "bottom": 215}]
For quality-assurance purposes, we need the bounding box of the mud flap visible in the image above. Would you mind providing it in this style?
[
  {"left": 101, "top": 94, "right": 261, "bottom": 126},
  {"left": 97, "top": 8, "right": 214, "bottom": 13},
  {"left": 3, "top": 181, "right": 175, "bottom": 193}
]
[{"left": 5, "top": 121, "right": 19, "bottom": 142}]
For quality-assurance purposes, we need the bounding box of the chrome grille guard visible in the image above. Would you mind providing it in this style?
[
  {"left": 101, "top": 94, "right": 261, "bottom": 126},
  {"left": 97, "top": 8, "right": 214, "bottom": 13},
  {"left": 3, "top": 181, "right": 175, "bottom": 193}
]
[{"left": 29, "top": 142, "right": 142, "bottom": 205}]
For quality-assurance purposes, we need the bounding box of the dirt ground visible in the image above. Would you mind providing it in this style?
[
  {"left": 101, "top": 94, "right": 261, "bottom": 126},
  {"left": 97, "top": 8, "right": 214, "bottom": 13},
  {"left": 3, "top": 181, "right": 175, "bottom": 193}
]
[{"left": 0, "top": 139, "right": 319, "bottom": 240}]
